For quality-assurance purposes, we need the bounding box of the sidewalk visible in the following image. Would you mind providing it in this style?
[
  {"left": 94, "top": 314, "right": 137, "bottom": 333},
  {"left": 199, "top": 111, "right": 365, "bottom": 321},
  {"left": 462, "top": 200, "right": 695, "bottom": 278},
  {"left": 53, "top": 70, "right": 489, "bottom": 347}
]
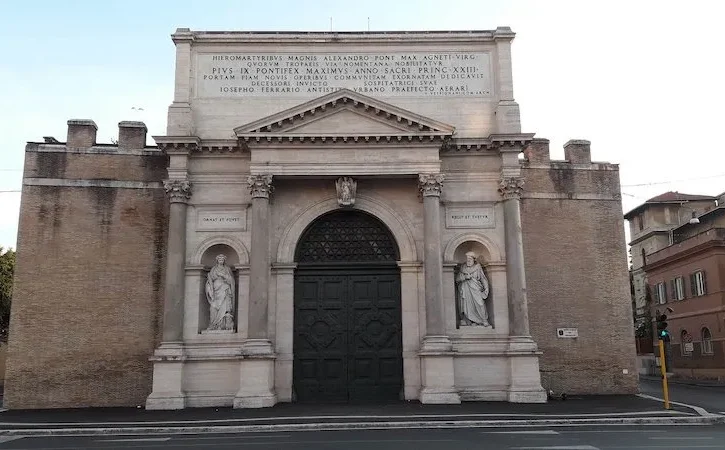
[
  {"left": 640, "top": 374, "right": 725, "bottom": 388},
  {"left": 0, "top": 395, "right": 722, "bottom": 436}
]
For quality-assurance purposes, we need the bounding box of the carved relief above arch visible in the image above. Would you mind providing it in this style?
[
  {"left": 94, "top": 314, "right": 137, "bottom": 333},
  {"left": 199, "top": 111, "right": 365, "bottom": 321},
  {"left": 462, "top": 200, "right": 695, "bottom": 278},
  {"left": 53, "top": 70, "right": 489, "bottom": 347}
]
[
  {"left": 443, "top": 232, "right": 503, "bottom": 264},
  {"left": 191, "top": 235, "right": 250, "bottom": 266},
  {"left": 277, "top": 195, "right": 418, "bottom": 263}
]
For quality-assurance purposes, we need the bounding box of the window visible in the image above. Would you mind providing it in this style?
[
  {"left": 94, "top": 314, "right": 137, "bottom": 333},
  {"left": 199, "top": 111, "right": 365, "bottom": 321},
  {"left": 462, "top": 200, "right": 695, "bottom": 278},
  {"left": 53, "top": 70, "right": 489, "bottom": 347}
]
[
  {"left": 674, "top": 277, "right": 685, "bottom": 300},
  {"left": 690, "top": 271, "right": 707, "bottom": 297},
  {"left": 637, "top": 215, "right": 644, "bottom": 231},
  {"left": 681, "top": 330, "right": 692, "bottom": 356},
  {"left": 655, "top": 282, "right": 667, "bottom": 304},
  {"left": 702, "top": 328, "right": 713, "bottom": 355},
  {"left": 641, "top": 249, "right": 646, "bottom": 267}
]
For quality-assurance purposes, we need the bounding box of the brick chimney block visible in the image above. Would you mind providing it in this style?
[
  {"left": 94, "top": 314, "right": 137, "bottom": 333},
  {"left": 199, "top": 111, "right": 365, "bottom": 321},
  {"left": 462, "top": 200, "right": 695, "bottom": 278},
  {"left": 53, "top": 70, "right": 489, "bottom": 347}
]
[
  {"left": 118, "top": 121, "right": 148, "bottom": 150},
  {"left": 564, "top": 139, "right": 591, "bottom": 164},
  {"left": 523, "top": 138, "right": 550, "bottom": 163},
  {"left": 66, "top": 119, "right": 98, "bottom": 148}
]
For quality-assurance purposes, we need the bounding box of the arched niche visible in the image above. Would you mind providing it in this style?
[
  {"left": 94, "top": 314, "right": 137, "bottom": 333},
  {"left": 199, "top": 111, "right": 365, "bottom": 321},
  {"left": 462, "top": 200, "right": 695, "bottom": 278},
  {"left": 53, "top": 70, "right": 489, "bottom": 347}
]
[
  {"left": 201, "top": 244, "right": 240, "bottom": 268},
  {"left": 445, "top": 233, "right": 501, "bottom": 330},
  {"left": 444, "top": 232, "right": 502, "bottom": 264},
  {"left": 192, "top": 236, "right": 249, "bottom": 267},
  {"left": 198, "top": 243, "right": 241, "bottom": 334}
]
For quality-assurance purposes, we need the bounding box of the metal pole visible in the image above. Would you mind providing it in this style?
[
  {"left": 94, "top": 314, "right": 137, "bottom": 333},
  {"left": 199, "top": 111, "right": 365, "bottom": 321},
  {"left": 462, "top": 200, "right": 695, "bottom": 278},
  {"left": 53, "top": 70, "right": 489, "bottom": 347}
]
[{"left": 658, "top": 339, "right": 670, "bottom": 409}]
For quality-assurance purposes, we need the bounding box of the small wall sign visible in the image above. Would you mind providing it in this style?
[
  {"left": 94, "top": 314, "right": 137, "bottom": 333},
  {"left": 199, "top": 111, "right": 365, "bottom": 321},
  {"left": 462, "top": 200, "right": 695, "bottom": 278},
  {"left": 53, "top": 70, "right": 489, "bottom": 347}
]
[{"left": 557, "top": 327, "right": 579, "bottom": 338}]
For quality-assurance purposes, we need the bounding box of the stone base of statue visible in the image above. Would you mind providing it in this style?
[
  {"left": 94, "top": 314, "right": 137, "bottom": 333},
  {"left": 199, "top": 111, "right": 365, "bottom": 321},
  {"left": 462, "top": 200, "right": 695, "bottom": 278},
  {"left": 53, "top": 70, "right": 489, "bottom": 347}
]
[
  {"left": 145, "top": 342, "right": 187, "bottom": 410},
  {"left": 418, "top": 335, "right": 461, "bottom": 404},
  {"left": 234, "top": 339, "right": 278, "bottom": 409},
  {"left": 507, "top": 336, "right": 547, "bottom": 403},
  {"left": 200, "top": 329, "right": 235, "bottom": 335}
]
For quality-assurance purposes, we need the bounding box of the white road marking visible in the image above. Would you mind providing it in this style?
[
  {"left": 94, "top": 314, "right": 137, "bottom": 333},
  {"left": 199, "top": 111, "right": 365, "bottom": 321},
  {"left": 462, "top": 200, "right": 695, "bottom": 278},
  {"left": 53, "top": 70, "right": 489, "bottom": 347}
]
[
  {"left": 649, "top": 436, "right": 713, "bottom": 440},
  {"left": 95, "top": 437, "right": 171, "bottom": 442},
  {"left": 510, "top": 446, "right": 599, "bottom": 450},
  {"left": 175, "top": 434, "right": 293, "bottom": 440},
  {"left": 488, "top": 430, "right": 560, "bottom": 435},
  {"left": 0, "top": 436, "right": 24, "bottom": 443}
]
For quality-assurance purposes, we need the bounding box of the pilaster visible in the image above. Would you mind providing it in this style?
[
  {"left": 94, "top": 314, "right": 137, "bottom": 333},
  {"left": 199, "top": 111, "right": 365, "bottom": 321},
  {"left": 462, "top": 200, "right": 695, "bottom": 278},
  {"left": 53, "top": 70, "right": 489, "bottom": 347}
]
[
  {"left": 235, "top": 174, "right": 277, "bottom": 408},
  {"left": 418, "top": 173, "right": 460, "bottom": 404},
  {"left": 498, "top": 166, "right": 547, "bottom": 403}
]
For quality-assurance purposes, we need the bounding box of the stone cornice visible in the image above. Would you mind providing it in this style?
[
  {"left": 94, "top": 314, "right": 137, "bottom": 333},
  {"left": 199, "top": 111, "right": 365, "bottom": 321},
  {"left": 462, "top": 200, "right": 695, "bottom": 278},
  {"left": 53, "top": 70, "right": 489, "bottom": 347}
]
[
  {"left": 234, "top": 89, "right": 455, "bottom": 136},
  {"left": 174, "top": 29, "right": 511, "bottom": 45},
  {"left": 239, "top": 133, "right": 448, "bottom": 148},
  {"left": 441, "top": 134, "right": 535, "bottom": 153},
  {"left": 153, "top": 136, "right": 201, "bottom": 153}
]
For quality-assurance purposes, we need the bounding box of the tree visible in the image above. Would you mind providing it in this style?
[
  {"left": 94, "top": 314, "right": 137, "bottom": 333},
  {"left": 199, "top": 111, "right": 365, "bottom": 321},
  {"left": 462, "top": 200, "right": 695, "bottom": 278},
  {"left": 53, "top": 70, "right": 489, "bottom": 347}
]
[{"left": 0, "top": 247, "right": 15, "bottom": 343}]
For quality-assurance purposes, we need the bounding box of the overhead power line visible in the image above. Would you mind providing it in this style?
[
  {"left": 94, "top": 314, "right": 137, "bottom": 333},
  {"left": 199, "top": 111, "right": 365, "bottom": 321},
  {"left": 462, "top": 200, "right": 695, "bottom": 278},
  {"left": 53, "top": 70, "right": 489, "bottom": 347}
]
[{"left": 622, "top": 173, "right": 725, "bottom": 187}]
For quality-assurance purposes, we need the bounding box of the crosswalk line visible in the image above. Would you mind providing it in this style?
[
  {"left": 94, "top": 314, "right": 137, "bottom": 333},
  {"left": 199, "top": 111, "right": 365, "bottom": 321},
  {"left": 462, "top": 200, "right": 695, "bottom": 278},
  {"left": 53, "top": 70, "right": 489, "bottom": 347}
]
[
  {"left": 510, "top": 446, "right": 598, "bottom": 450},
  {"left": 488, "top": 430, "right": 560, "bottom": 435}
]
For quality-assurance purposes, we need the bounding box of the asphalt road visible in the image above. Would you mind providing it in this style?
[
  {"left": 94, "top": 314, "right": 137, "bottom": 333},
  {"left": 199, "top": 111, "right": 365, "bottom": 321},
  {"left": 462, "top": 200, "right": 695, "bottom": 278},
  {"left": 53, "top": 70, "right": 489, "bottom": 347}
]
[
  {"left": 640, "top": 377, "right": 725, "bottom": 414},
  {"left": 1, "top": 426, "right": 725, "bottom": 449}
]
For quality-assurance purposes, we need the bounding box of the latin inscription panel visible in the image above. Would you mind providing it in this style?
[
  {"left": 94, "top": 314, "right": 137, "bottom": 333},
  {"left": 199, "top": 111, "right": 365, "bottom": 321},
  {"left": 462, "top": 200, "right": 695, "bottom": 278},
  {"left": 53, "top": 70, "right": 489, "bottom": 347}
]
[
  {"left": 196, "top": 52, "right": 492, "bottom": 98},
  {"left": 446, "top": 206, "right": 495, "bottom": 229},
  {"left": 196, "top": 210, "right": 247, "bottom": 231}
]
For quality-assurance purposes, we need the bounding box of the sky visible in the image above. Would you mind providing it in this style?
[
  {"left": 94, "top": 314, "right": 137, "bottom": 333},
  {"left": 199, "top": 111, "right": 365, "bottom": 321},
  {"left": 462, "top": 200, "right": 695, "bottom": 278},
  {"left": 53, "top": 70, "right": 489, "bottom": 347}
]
[{"left": 1, "top": 0, "right": 724, "bottom": 250}]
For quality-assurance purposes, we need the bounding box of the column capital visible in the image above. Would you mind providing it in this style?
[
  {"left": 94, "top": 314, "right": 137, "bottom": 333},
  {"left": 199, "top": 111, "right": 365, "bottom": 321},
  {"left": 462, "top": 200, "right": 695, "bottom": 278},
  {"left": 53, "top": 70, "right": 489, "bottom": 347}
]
[
  {"left": 248, "top": 174, "right": 274, "bottom": 199},
  {"left": 498, "top": 176, "right": 525, "bottom": 200},
  {"left": 163, "top": 179, "right": 192, "bottom": 203},
  {"left": 418, "top": 173, "right": 445, "bottom": 197}
]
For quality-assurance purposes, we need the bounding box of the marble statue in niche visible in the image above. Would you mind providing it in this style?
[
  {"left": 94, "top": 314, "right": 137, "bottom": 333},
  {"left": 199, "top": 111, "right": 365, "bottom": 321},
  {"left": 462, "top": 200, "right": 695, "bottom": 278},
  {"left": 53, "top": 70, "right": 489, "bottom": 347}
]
[
  {"left": 205, "top": 254, "right": 235, "bottom": 331},
  {"left": 456, "top": 251, "right": 491, "bottom": 327},
  {"left": 336, "top": 176, "right": 357, "bottom": 207}
]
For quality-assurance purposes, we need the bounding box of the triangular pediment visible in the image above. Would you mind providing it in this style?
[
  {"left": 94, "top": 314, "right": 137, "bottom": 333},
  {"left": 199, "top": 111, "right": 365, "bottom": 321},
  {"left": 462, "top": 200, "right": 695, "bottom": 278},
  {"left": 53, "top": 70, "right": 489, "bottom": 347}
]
[{"left": 234, "top": 89, "right": 455, "bottom": 141}]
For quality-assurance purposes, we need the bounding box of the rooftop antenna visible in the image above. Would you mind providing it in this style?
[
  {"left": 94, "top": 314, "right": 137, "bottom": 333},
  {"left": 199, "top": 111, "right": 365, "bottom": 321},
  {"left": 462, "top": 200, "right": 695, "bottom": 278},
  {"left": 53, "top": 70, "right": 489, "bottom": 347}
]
[
  {"left": 367, "top": 17, "right": 370, "bottom": 31},
  {"left": 330, "top": 17, "right": 333, "bottom": 31}
]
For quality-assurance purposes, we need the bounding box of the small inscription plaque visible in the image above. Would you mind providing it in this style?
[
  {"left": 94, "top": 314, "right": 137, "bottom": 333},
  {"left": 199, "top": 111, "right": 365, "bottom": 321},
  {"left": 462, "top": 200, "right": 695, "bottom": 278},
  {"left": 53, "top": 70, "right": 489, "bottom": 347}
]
[
  {"left": 684, "top": 342, "right": 694, "bottom": 353},
  {"left": 446, "top": 207, "right": 495, "bottom": 229},
  {"left": 197, "top": 210, "right": 246, "bottom": 231},
  {"left": 196, "top": 52, "right": 492, "bottom": 98},
  {"left": 557, "top": 328, "right": 579, "bottom": 338}
]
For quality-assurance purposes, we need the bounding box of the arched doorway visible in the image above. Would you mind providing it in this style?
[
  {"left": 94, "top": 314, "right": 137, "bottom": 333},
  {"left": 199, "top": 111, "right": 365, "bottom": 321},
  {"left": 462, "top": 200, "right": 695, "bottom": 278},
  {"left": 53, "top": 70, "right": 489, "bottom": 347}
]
[{"left": 293, "top": 209, "right": 403, "bottom": 403}]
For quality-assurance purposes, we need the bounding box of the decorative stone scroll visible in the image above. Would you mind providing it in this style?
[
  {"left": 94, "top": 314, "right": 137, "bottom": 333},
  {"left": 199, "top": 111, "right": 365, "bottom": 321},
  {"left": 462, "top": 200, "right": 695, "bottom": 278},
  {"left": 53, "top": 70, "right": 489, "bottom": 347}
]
[
  {"left": 498, "top": 176, "right": 525, "bottom": 200},
  {"left": 418, "top": 173, "right": 445, "bottom": 198},
  {"left": 335, "top": 177, "right": 357, "bottom": 207},
  {"left": 248, "top": 174, "right": 274, "bottom": 199},
  {"left": 163, "top": 179, "right": 192, "bottom": 203}
]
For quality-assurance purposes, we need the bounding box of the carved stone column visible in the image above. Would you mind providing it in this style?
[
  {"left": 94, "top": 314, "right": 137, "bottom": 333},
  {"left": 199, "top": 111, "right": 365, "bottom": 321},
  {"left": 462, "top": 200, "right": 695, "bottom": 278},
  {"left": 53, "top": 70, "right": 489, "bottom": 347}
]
[
  {"left": 235, "top": 174, "right": 277, "bottom": 408},
  {"left": 145, "top": 179, "right": 191, "bottom": 410},
  {"left": 162, "top": 179, "right": 192, "bottom": 342},
  {"left": 417, "top": 173, "right": 460, "bottom": 404},
  {"left": 498, "top": 176, "right": 530, "bottom": 337},
  {"left": 499, "top": 175, "right": 547, "bottom": 403}
]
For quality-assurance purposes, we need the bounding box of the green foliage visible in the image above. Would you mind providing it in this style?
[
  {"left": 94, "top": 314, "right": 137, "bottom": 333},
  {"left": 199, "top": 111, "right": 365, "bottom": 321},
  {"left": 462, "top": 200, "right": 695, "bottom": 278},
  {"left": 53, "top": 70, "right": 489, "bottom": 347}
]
[{"left": 0, "top": 247, "right": 16, "bottom": 342}]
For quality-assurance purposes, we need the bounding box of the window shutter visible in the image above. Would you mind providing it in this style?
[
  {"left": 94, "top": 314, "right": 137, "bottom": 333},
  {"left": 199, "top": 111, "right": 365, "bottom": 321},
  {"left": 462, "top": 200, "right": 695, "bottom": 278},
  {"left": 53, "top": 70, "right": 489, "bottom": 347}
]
[
  {"left": 670, "top": 280, "right": 676, "bottom": 300},
  {"left": 690, "top": 273, "right": 697, "bottom": 297},
  {"left": 652, "top": 285, "right": 659, "bottom": 303},
  {"left": 662, "top": 283, "right": 667, "bottom": 302},
  {"left": 702, "top": 271, "right": 707, "bottom": 295}
]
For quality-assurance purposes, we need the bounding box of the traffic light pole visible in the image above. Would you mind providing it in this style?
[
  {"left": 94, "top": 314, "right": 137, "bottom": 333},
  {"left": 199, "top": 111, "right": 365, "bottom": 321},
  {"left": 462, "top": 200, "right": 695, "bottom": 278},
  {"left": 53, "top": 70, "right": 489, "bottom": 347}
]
[{"left": 658, "top": 339, "right": 671, "bottom": 410}]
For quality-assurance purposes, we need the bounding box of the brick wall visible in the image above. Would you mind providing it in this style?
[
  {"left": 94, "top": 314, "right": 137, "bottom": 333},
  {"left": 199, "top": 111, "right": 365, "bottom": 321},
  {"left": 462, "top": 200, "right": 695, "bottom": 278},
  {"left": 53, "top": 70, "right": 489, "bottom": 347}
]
[
  {"left": 521, "top": 141, "right": 639, "bottom": 395},
  {"left": 3, "top": 135, "right": 168, "bottom": 408}
]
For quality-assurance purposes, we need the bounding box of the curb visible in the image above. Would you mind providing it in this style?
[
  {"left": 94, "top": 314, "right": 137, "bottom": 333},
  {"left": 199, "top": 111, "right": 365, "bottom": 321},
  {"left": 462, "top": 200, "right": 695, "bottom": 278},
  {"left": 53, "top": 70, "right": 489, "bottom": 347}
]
[{"left": 0, "top": 415, "right": 723, "bottom": 437}]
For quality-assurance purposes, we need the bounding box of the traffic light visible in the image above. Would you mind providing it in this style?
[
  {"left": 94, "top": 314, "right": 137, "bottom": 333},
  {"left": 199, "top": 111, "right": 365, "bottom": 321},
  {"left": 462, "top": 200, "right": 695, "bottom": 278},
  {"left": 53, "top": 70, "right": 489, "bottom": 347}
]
[{"left": 656, "top": 314, "right": 670, "bottom": 341}]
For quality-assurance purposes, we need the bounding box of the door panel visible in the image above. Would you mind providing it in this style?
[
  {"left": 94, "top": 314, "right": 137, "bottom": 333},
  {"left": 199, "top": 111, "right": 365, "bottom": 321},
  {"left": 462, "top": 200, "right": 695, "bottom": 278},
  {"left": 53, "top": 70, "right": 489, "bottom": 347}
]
[{"left": 293, "top": 269, "right": 402, "bottom": 404}]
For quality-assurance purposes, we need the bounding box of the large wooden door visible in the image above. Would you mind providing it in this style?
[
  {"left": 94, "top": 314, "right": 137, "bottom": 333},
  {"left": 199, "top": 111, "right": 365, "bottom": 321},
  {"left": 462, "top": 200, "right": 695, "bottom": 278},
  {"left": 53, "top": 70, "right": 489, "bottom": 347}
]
[{"left": 292, "top": 210, "right": 403, "bottom": 404}]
